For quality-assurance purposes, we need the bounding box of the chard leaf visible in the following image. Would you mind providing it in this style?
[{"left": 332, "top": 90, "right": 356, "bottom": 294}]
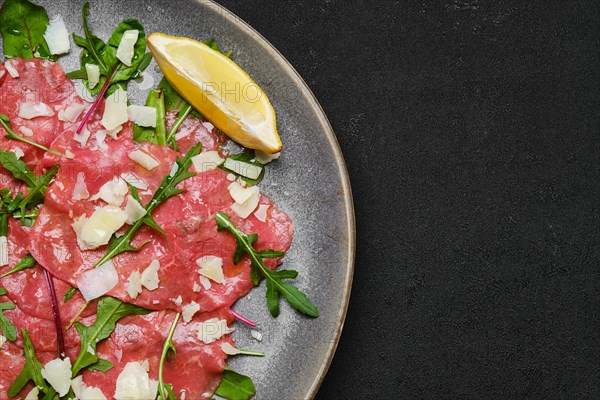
[
  {"left": 133, "top": 89, "right": 167, "bottom": 145},
  {"left": 8, "top": 329, "right": 55, "bottom": 398},
  {"left": 72, "top": 296, "right": 150, "bottom": 376},
  {"left": 0, "top": 253, "right": 36, "bottom": 279},
  {"left": 94, "top": 144, "right": 201, "bottom": 267},
  {"left": 0, "top": 0, "right": 54, "bottom": 60},
  {"left": 215, "top": 368, "right": 256, "bottom": 400},
  {"left": 215, "top": 212, "right": 319, "bottom": 318}
]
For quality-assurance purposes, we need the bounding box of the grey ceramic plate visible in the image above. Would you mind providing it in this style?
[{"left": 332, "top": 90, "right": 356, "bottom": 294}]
[{"left": 1, "top": 0, "right": 355, "bottom": 398}]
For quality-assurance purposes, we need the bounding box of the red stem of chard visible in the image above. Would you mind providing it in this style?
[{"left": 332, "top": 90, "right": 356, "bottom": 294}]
[
  {"left": 75, "top": 63, "right": 120, "bottom": 135},
  {"left": 230, "top": 309, "right": 257, "bottom": 327},
  {"left": 43, "top": 268, "right": 66, "bottom": 358}
]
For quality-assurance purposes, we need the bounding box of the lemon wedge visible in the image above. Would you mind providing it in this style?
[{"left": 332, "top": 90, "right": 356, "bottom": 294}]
[{"left": 147, "top": 33, "right": 282, "bottom": 153}]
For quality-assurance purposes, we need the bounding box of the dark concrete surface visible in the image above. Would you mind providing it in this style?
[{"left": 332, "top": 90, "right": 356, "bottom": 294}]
[{"left": 216, "top": 1, "right": 599, "bottom": 399}]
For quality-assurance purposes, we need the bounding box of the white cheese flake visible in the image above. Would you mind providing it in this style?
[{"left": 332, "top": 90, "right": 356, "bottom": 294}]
[
  {"left": 81, "top": 386, "right": 108, "bottom": 400},
  {"left": 124, "top": 195, "right": 147, "bottom": 225},
  {"left": 221, "top": 342, "right": 242, "bottom": 356},
  {"left": 255, "top": 150, "right": 281, "bottom": 164},
  {"left": 73, "top": 125, "right": 91, "bottom": 147},
  {"left": 127, "top": 105, "right": 157, "bottom": 127},
  {"left": 101, "top": 87, "right": 128, "bottom": 131},
  {"left": 140, "top": 259, "right": 160, "bottom": 290},
  {"left": 182, "top": 301, "right": 201, "bottom": 323},
  {"left": 116, "top": 30, "right": 139, "bottom": 66},
  {"left": 228, "top": 182, "right": 260, "bottom": 219},
  {"left": 193, "top": 282, "right": 202, "bottom": 293},
  {"left": 77, "top": 205, "right": 127, "bottom": 249},
  {"left": 254, "top": 203, "right": 270, "bottom": 222},
  {"left": 196, "top": 318, "right": 234, "bottom": 344},
  {"left": 196, "top": 256, "right": 225, "bottom": 284},
  {"left": 126, "top": 271, "right": 142, "bottom": 299},
  {"left": 13, "top": 147, "right": 24, "bottom": 159},
  {"left": 85, "top": 63, "right": 100, "bottom": 89},
  {"left": 91, "top": 177, "right": 128, "bottom": 206},
  {"left": 72, "top": 172, "right": 90, "bottom": 201},
  {"left": 71, "top": 375, "right": 84, "bottom": 398},
  {"left": 0, "top": 334, "right": 6, "bottom": 348},
  {"left": 76, "top": 260, "right": 119, "bottom": 301},
  {"left": 199, "top": 276, "right": 212, "bottom": 290},
  {"left": 41, "top": 357, "right": 72, "bottom": 396},
  {"left": 65, "top": 149, "right": 75, "bottom": 159},
  {"left": 251, "top": 330, "right": 263, "bottom": 342},
  {"left": 5, "top": 60, "right": 19, "bottom": 78},
  {"left": 191, "top": 150, "right": 224, "bottom": 173},
  {"left": 171, "top": 295, "right": 183, "bottom": 306},
  {"left": 114, "top": 361, "right": 158, "bottom": 400},
  {"left": 25, "top": 387, "right": 39, "bottom": 400},
  {"left": 223, "top": 158, "right": 262, "bottom": 180},
  {"left": 128, "top": 149, "right": 160, "bottom": 171},
  {"left": 19, "top": 102, "right": 55, "bottom": 119},
  {"left": 120, "top": 172, "right": 148, "bottom": 190},
  {"left": 44, "top": 15, "right": 70, "bottom": 55},
  {"left": 19, "top": 126, "right": 33, "bottom": 137},
  {"left": 0, "top": 236, "right": 8, "bottom": 267},
  {"left": 58, "top": 103, "right": 86, "bottom": 122}
]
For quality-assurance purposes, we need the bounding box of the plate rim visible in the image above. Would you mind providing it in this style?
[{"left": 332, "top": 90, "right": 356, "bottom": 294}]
[{"left": 201, "top": 1, "right": 356, "bottom": 398}]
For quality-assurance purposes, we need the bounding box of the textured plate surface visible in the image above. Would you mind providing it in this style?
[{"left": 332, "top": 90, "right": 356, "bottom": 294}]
[{"left": 0, "top": 0, "right": 355, "bottom": 399}]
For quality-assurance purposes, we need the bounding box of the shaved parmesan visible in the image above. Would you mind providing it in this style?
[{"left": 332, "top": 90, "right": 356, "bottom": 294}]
[
  {"left": 58, "top": 103, "right": 86, "bottom": 122},
  {"left": 72, "top": 172, "right": 90, "bottom": 201},
  {"left": 254, "top": 204, "right": 270, "bottom": 222},
  {"left": 191, "top": 150, "right": 224, "bottom": 173},
  {"left": 13, "top": 147, "right": 24, "bottom": 159},
  {"left": 182, "top": 301, "right": 201, "bottom": 323},
  {"left": 128, "top": 149, "right": 160, "bottom": 171},
  {"left": 85, "top": 63, "right": 100, "bottom": 89},
  {"left": 228, "top": 182, "right": 259, "bottom": 204},
  {"left": 5, "top": 60, "right": 19, "bottom": 78},
  {"left": 76, "top": 260, "right": 119, "bottom": 301},
  {"left": 127, "top": 271, "right": 142, "bottom": 299},
  {"left": 196, "top": 256, "right": 225, "bottom": 284},
  {"left": 193, "top": 282, "right": 202, "bottom": 292},
  {"left": 172, "top": 295, "right": 183, "bottom": 306},
  {"left": 44, "top": 15, "right": 70, "bottom": 55},
  {"left": 41, "top": 357, "right": 72, "bottom": 396},
  {"left": 73, "top": 125, "right": 91, "bottom": 147},
  {"left": 81, "top": 386, "right": 108, "bottom": 400},
  {"left": 116, "top": 30, "right": 139, "bottom": 66},
  {"left": 140, "top": 259, "right": 160, "bottom": 290},
  {"left": 228, "top": 183, "right": 260, "bottom": 219},
  {"left": 128, "top": 105, "right": 157, "bottom": 127},
  {"left": 120, "top": 172, "right": 148, "bottom": 190},
  {"left": 221, "top": 342, "right": 242, "bottom": 356},
  {"left": 101, "top": 87, "right": 128, "bottom": 131},
  {"left": 251, "top": 330, "right": 263, "bottom": 342},
  {"left": 65, "top": 149, "right": 75, "bottom": 159},
  {"left": 124, "top": 195, "right": 146, "bottom": 224},
  {"left": 91, "top": 178, "right": 128, "bottom": 206},
  {"left": 255, "top": 150, "right": 281, "bottom": 164},
  {"left": 0, "top": 236, "right": 8, "bottom": 266},
  {"left": 78, "top": 205, "right": 127, "bottom": 249},
  {"left": 199, "top": 276, "right": 212, "bottom": 290},
  {"left": 196, "top": 318, "right": 234, "bottom": 344},
  {"left": 19, "top": 102, "right": 55, "bottom": 119},
  {"left": 19, "top": 126, "right": 33, "bottom": 137},
  {"left": 71, "top": 376, "right": 84, "bottom": 398},
  {"left": 223, "top": 158, "right": 262, "bottom": 180},
  {"left": 114, "top": 361, "right": 158, "bottom": 400},
  {"left": 0, "top": 335, "right": 6, "bottom": 348},
  {"left": 24, "top": 387, "right": 39, "bottom": 400}
]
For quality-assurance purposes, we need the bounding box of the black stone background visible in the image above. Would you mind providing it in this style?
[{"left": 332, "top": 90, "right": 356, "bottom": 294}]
[{"left": 217, "top": 1, "right": 599, "bottom": 399}]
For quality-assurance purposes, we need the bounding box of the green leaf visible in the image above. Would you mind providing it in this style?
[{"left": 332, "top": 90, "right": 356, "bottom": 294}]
[
  {"left": 0, "top": 115, "right": 62, "bottom": 156},
  {"left": 133, "top": 89, "right": 167, "bottom": 145},
  {"left": 215, "top": 212, "right": 319, "bottom": 318},
  {"left": 0, "top": 0, "right": 55, "bottom": 61},
  {"left": 0, "top": 302, "right": 17, "bottom": 341},
  {"left": 95, "top": 144, "right": 201, "bottom": 267},
  {"left": 81, "top": 1, "right": 108, "bottom": 73},
  {"left": 215, "top": 368, "right": 256, "bottom": 400},
  {"left": 0, "top": 253, "right": 36, "bottom": 279},
  {"left": 104, "top": 19, "right": 148, "bottom": 83},
  {"left": 219, "top": 153, "right": 265, "bottom": 186},
  {"left": 0, "top": 287, "right": 7, "bottom": 296},
  {"left": 87, "top": 358, "right": 114, "bottom": 372},
  {"left": 63, "top": 286, "right": 77, "bottom": 303},
  {"left": 15, "top": 165, "right": 58, "bottom": 220},
  {"left": 71, "top": 297, "right": 150, "bottom": 376},
  {"left": 0, "top": 150, "right": 38, "bottom": 187},
  {"left": 157, "top": 313, "right": 180, "bottom": 400},
  {"left": 8, "top": 329, "right": 55, "bottom": 398}
]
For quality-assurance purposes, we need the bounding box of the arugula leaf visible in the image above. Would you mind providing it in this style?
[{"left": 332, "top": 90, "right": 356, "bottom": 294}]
[
  {"left": 219, "top": 152, "right": 265, "bottom": 186},
  {"left": 14, "top": 165, "right": 58, "bottom": 221},
  {"left": 215, "top": 212, "right": 319, "bottom": 318},
  {"left": 8, "top": 329, "right": 56, "bottom": 398},
  {"left": 0, "top": 150, "right": 37, "bottom": 186},
  {"left": 0, "top": 115, "right": 61, "bottom": 156},
  {"left": 95, "top": 143, "right": 202, "bottom": 267},
  {"left": 157, "top": 313, "right": 180, "bottom": 400},
  {"left": 215, "top": 368, "right": 256, "bottom": 400},
  {"left": 0, "top": 300, "right": 17, "bottom": 341},
  {"left": 63, "top": 286, "right": 77, "bottom": 303},
  {"left": 71, "top": 296, "right": 150, "bottom": 376},
  {"left": 0, "top": 253, "right": 36, "bottom": 279},
  {"left": 87, "top": 358, "right": 114, "bottom": 372},
  {"left": 0, "top": 0, "right": 54, "bottom": 60},
  {"left": 133, "top": 89, "right": 167, "bottom": 145}
]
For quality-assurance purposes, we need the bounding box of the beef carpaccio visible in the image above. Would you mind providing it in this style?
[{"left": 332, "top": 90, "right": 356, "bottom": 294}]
[{"left": 0, "top": 56, "right": 292, "bottom": 399}]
